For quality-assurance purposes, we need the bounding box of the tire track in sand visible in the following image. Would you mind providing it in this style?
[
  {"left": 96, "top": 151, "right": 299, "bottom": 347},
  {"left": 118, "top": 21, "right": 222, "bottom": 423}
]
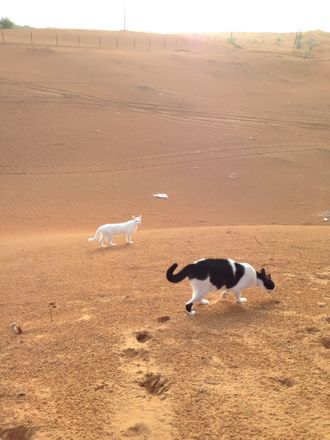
[
  {"left": 0, "top": 144, "right": 325, "bottom": 175},
  {"left": 1, "top": 77, "right": 329, "bottom": 134}
]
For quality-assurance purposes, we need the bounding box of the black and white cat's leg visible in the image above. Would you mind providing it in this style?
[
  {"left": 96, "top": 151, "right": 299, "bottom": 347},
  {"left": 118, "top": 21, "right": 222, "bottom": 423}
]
[
  {"left": 185, "top": 295, "right": 209, "bottom": 314},
  {"left": 185, "top": 281, "right": 209, "bottom": 315},
  {"left": 126, "top": 233, "right": 134, "bottom": 244},
  {"left": 185, "top": 280, "right": 209, "bottom": 315},
  {"left": 221, "top": 290, "right": 229, "bottom": 299},
  {"left": 232, "top": 288, "right": 247, "bottom": 303},
  {"left": 185, "top": 291, "right": 205, "bottom": 316}
]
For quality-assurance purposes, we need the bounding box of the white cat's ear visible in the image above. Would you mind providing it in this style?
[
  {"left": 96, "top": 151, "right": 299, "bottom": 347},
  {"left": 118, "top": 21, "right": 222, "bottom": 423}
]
[
  {"left": 131, "top": 215, "right": 135, "bottom": 218},
  {"left": 139, "top": 215, "right": 142, "bottom": 219}
]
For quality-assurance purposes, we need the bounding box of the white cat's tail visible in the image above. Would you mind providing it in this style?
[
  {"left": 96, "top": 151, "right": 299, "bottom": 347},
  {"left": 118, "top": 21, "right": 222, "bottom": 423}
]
[{"left": 88, "top": 229, "right": 102, "bottom": 242}]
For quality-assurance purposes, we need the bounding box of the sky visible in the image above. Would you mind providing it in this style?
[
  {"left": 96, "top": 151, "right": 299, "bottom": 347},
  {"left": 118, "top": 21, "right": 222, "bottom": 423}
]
[{"left": 1, "top": 0, "right": 330, "bottom": 34}]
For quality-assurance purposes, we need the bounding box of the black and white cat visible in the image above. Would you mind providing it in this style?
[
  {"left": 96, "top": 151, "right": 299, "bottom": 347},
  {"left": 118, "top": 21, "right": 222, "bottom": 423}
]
[{"left": 166, "top": 258, "right": 275, "bottom": 315}]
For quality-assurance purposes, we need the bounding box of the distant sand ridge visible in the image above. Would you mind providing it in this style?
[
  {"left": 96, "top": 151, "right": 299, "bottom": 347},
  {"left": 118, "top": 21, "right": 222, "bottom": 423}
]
[{"left": 0, "top": 29, "right": 329, "bottom": 233}]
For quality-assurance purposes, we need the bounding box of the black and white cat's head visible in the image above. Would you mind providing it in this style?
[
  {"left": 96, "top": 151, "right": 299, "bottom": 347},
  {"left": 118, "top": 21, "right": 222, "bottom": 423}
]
[
  {"left": 257, "top": 268, "right": 275, "bottom": 292},
  {"left": 132, "top": 215, "right": 142, "bottom": 225}
]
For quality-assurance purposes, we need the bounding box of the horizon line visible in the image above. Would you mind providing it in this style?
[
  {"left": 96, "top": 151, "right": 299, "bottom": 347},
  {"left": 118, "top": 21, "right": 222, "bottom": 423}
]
[{"left": 4, "top": 26, "right": 330, "bottom": 35}]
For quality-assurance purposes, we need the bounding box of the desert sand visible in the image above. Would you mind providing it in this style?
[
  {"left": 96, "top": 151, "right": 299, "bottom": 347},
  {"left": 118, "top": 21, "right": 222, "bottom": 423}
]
[{"left": 0, "top": 29, "right": 329, "bottom": 440}]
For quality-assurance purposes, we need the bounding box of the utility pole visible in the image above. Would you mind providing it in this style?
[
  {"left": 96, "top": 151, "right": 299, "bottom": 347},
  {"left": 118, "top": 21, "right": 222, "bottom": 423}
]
[{"left": 123, "top": 0, "right": 126, "bottom": 31}]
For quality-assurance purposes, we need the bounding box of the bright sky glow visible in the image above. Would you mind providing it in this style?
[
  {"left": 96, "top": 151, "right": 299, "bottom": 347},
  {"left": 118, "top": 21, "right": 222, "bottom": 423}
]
[{"left": 2, "top": 0, "right": 330, "bottom": 33}]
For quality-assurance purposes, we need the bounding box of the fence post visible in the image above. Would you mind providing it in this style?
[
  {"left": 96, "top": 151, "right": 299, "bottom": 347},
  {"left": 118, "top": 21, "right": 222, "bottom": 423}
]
[
  {"left": 55, "top": 34, "right": 58, "bottom": 46},
  {"left": 1, "top": 30, "right": 4, "bottom": 44},
  {"left": 294, "top": 29, "right": 302, "bottom": 49},
  {"left": 30, "top": 32, "right": 33, "bottom": 46},
  {"left": 148, "top": 37, "right": 151, "bottom": 50}
]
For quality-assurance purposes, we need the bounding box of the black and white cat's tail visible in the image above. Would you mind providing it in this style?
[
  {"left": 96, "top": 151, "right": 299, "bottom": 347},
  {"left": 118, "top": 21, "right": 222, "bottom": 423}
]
[{"left": 166, "top": 263, "right": 193, "bottom": 283}]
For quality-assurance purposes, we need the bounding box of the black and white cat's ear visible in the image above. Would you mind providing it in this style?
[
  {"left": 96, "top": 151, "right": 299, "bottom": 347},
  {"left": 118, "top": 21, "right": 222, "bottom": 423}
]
[{"left": 261, "top": 268, "right": 266, "bottom": 276}]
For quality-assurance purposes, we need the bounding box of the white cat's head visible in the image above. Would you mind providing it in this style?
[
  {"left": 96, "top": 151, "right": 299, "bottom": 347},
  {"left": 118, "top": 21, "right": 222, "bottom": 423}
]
[{"left": 132, "top": 215, "right": 142, "bottom": 225}]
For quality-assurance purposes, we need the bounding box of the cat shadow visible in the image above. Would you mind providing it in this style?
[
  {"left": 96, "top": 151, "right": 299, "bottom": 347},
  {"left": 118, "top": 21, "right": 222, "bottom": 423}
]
[
  {"left": 196, "top": 298, "right": 280, "bottom": 330},
  {"left": 89, "top": 243, "right": 134, "bottom": 254}
]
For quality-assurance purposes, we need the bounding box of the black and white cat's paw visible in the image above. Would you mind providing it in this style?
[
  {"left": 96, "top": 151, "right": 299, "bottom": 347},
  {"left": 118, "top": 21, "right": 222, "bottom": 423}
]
[
  {"left": 185, "top": 303, "right": 196, "bottom": 316},
  {"left": 237, "top": 297, "right": 247, "bottom": 303},
  {"left": 200, "top": 299, "right": 209, "bottom": 305}
]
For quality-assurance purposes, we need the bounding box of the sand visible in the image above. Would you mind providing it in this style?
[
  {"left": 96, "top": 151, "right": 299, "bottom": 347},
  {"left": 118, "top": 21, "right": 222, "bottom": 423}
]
[{"left": 0, "top": 29, "right": 329, "bottom": 440}]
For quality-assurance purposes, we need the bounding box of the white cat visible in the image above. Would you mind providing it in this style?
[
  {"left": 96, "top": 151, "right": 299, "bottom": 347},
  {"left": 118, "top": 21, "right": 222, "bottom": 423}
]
[
  {"left": 166, "top": 258, "right": 275, "bottom": 315},
  {"left": 88, "top": 215, "right": 142, "bottom": 247}
]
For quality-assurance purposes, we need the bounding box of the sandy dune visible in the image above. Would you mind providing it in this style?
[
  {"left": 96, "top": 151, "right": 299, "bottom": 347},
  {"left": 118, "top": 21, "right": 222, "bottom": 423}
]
[
  {"left": 1, "top": 29, "right": 330, "bottom": 232},
  {"left": 0, "top": 29, "right": 329, "bottom": 439}
]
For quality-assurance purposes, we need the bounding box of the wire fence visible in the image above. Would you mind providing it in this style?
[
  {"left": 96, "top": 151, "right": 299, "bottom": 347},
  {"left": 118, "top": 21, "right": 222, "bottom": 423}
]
[{"left": 0, "top": 29, "right": 225, "bottom": 52}]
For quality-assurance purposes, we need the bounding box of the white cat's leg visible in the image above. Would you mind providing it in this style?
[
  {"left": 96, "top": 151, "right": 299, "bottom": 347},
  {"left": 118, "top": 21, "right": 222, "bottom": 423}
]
[
  {"left": 126, "top": 233, "right": 134, "bottom": 244},
  {"left": 233, "top": 289, "right": 247, "bottom": 303},
  {"left": 98, "top": 233, "right": 105, "bottom": 248},
  {"left": 107, "top": 235, "right": 116, "bottom": 246}
]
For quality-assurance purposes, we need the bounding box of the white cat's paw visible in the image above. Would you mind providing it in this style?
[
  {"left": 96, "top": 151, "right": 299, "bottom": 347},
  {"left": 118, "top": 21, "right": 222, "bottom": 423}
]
[
  {"left": 186, "top": 310, "right": 196, "bottom": 316},
  {"left": 200, "top": 299, "right": 209, "bottom": 305},
  {"left": 237, "top": 297, "right": 247, "bottom": 303},
  {"left": 128, "top": 241, "right": 134, "bottom": 244},
  {"left": 110, "top": 243, "right": 117, "bottom": 246}
]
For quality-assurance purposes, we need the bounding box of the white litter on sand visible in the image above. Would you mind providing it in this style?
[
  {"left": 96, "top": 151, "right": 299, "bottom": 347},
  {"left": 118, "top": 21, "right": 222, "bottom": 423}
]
[
  {"left": 153, "top": 193, "right": 168, "bottom": 199},
  {"left": 318, "top": 210, "right": 330, "bottom": 222}
]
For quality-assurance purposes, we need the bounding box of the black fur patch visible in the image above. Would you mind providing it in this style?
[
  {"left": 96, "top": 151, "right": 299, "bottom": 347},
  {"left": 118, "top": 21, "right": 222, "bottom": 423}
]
[
  {"left": 189, "top": 259, "right": 245, "bottom": 290},
  {"left": 257, "top": 269, "right": 275, "bottom": 290}
]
